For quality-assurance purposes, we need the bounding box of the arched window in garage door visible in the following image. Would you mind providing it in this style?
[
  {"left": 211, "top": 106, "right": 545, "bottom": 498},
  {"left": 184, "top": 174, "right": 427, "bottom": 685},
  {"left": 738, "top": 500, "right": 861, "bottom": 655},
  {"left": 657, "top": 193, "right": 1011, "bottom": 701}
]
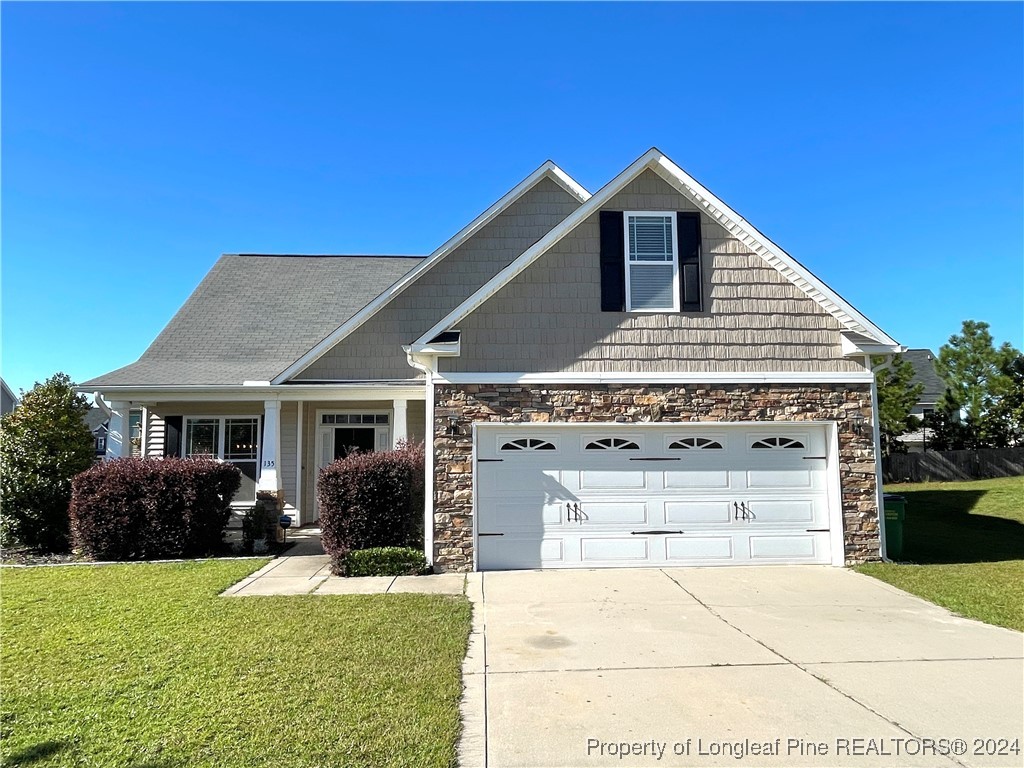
[
  {"left": 500, "top": 438, "right": 557, "bottom": 451},
  {"left": 751, "top": 437, "right": 805, "bottom": 449}
]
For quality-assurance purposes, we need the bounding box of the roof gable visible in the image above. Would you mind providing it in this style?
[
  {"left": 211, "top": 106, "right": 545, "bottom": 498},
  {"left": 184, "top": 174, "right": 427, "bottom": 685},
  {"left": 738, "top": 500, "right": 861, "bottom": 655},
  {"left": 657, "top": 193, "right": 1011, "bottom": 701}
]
[
  {"left": 272, "top": 161, "right": 590, "bottom": 383},
  {"left": 414, "top": 148, "right": 899, "bottom": 350}
]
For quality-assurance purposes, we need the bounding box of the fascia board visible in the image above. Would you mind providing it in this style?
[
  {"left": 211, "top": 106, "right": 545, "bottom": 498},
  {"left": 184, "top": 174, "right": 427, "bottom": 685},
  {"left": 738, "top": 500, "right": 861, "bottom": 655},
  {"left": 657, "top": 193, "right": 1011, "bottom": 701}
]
[
  {"left": 432, "top": 371, "right": 876, "bottom": 385},
  {"left": 80, "top": 384, "right": 426, "bottom": 402},
  {"left": 271, "top": 161, "right": 591, "bottom": 385}
]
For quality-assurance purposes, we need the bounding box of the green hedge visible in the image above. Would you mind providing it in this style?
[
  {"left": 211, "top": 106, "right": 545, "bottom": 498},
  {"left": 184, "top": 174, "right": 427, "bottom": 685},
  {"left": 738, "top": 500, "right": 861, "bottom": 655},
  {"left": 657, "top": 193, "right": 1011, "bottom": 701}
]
[{"left": 345, "top": 547, "right": 428, "bottom": 577}]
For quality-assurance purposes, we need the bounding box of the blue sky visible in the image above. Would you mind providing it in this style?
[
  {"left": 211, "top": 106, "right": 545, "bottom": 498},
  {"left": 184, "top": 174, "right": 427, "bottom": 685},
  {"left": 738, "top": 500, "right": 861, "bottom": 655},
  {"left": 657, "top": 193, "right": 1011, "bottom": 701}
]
[{"left": 2, "top": 2, "right": 1022, "bottom": 396}]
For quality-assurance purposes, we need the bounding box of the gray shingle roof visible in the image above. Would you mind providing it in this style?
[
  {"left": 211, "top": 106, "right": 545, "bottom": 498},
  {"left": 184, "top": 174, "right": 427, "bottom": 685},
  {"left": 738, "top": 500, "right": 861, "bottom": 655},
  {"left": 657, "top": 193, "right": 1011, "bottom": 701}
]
[
  {"left": 902, "top": 348, "right": 946, "bottom": 403},
  {"left": 83, "top": 255, "right": 424, "bottom": 386}
]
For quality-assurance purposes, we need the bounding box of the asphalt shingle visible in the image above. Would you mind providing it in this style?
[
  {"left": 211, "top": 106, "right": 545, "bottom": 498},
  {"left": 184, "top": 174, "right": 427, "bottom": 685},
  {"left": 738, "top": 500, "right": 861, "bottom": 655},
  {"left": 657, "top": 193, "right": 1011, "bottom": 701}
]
[{"left": 83, "top": 255, "right": 424, "bottom": 386}]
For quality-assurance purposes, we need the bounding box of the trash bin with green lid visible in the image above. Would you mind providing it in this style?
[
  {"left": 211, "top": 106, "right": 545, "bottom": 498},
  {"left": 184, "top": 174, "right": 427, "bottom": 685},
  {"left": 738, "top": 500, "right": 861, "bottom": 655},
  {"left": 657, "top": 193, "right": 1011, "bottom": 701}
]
[{"left": 882, "top": 493, "right": 907, "bottom": 560}]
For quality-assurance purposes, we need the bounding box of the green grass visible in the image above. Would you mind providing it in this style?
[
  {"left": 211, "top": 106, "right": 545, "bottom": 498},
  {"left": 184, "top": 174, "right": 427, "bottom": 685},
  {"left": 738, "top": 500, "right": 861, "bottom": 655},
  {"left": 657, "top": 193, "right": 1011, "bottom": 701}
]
[
  {"left": 0, "top": 560, "right": 472, "bottom": 767},
  {"left": 856, "top": 476, "right": 1024, "bottom": 631}
]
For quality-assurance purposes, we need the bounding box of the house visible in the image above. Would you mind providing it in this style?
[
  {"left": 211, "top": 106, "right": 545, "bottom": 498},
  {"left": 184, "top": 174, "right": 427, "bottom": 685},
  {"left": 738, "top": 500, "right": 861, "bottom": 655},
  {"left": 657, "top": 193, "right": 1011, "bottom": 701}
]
[
  {"left": 896, "top": 348, "right": 946, "bottom": 452},
  {"left": 84, "top": 406, "right": 111, "bottom": 460},
  {"left": 83, "top": 148, "right": 902, "bottom": 571},
  {"left": 1, "top": 378, "right": 17, "bottom": 416}
]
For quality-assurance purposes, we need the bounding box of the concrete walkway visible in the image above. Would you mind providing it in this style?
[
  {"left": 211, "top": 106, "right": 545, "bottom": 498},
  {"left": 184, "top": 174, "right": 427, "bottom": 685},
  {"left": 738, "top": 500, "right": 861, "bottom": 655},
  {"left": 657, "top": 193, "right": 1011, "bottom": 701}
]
[
  {"left": 460, "top": 567, "right": 1024, "bottom": 768},
  {"left": 221, "top": 529, "right": 465, "bottom": 596}
]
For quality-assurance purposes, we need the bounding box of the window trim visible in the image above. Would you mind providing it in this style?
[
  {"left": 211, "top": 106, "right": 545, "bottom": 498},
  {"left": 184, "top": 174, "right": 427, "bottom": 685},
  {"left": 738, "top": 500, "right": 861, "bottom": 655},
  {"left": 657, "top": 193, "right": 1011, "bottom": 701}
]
[
  {"left": 623, "top": 211, "right": 680, "bottom": 313},
  {"left": 183, "top": 415, "right": 263, "bottom": 503}
]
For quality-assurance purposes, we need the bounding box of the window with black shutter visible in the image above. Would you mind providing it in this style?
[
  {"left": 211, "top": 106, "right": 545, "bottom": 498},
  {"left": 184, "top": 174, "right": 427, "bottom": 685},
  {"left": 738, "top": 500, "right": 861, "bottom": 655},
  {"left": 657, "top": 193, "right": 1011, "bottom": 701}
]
[{"left": 599, "top": 210, "right": 703, "bottom": 313}]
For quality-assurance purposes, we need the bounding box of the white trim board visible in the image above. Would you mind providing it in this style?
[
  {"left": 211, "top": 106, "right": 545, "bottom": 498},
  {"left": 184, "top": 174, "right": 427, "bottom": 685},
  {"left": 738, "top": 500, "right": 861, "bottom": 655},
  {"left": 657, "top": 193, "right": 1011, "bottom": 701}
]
[
  {"left": 415, "top": 148, "right": 900, "bottom": 351},
  {"left": 271, "top": 161, "right": 591, "bottom": 385},
  {"left": 432, "top": 371, "right": 876, "bottom": 385},
  {"left": 86, "top": 384, "right": 426, "bottom": 403}
]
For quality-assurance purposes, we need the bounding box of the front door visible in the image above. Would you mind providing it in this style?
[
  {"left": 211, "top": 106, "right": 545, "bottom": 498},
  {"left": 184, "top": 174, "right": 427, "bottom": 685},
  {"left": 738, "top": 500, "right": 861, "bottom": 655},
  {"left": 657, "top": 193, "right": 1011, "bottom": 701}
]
[{"left": 313, "top": 411, "right": 392, "bottom": 521}]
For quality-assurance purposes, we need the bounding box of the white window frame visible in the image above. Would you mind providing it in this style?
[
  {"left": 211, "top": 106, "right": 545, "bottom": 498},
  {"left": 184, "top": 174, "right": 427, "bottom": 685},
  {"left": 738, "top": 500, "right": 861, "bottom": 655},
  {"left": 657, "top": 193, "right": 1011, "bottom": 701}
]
[
  {"left": 623, "top": 211, "right": 680, "bottom": 312},
  {"left": 183, "top": 415, "right": 262, "bottom": 503}
]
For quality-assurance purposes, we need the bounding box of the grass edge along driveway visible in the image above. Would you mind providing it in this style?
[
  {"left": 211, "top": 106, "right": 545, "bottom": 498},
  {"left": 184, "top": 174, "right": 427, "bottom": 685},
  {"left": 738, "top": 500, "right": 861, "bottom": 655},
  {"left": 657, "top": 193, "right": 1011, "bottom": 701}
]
[
  {"left": 855, "top": 476, "right": 1024, "bottom": 632},
  {"left": 1, "top": 560, "right": 471, "bottom": 768}
]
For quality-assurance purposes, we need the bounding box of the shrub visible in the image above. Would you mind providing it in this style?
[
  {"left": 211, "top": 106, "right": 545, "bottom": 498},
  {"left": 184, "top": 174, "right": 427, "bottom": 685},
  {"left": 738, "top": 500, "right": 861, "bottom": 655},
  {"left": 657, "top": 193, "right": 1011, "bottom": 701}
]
[
  {"left": 69, "top": 457, "right": 241, "bottom": 560},
  {"left": 344, "top": 546, "right": 429, "bottom": 577},
  {"left": 318, "top": 443, "right": 424, "bottom": 573},
  {"left": 0, "top": 374, "right": 94, "bottom": 552},
  {"left": 241, "top": 495, "right": 279, "bottom": 554}
]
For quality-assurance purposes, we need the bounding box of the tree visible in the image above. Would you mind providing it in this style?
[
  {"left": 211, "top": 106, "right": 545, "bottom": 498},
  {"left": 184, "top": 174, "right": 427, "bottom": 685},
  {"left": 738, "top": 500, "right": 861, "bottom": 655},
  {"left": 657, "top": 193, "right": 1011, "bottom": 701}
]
[
  {"left": 873, "top": 354, "right": 924, "bottom": 456},
  {"left": 936, "top": 320, "right": 1021, "bottom": 448},
  {"left": 0, "top": 373, "right": 95, "bottom": 551},
  {"left": 985, "top": 355, "right": 1024, "bottom": 447}
]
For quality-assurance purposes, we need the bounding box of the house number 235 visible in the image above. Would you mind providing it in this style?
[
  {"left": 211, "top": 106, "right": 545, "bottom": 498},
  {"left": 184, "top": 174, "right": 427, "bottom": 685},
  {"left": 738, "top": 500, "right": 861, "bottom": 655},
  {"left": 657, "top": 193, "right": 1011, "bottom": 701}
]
[{"left": 262, "top": 460, "right": 276, "bottom": 469}]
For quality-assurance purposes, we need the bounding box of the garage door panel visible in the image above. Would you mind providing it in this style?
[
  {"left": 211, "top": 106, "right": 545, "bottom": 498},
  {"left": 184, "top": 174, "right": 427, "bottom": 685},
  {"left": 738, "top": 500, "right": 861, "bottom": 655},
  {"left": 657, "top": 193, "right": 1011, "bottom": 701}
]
[
  {"left": 483, "top": 501, "right": 563, "bottom": 528},
  {"left": 748, "top": 535, "right": 819, "bottom": 560},
  {"left": 746, "top": 469, "right": 813, "bottom": 489},
  {"left": 581, "top": 537, "right": 648, "bottom": 561},
  {"left": 488, "top": 465, "right": 563, "bottom": 492},
  {"left": 665, "top": 536, "right": 733, "bottom": 560},
  {"left": 579, "top": 469, "right": 646, "bottom": 489},
  {"left": 664, "top": 500, "right": 732, "bottom": 525},
  {"left": 744, "top": 499, "right": 817, "bottom": 524},
  {"left": 579, "top": 501, "right": 648, "bottom": 525},
  {"left": 663, "top": 470, "right": 731, "bottom": 489}
]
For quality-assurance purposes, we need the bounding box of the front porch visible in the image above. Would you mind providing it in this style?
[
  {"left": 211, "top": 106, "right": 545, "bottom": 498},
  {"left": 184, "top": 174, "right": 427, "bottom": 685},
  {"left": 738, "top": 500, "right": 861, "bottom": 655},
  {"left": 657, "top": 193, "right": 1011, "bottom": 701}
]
[{"left": 100, "top": 385, "right": 426, "bottom": 527}]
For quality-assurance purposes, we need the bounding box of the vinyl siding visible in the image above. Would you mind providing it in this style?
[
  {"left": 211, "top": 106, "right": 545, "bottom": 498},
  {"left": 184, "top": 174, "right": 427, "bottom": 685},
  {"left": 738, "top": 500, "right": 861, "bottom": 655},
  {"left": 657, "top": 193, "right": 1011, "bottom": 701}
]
[
  {"left": 295, "top": 177, "right": 582, "bottom": 381},
  {"left": 280, "top": 402, "right": 298, "bottom": 517},
  {"left": 442, "top": 169, "right": 864, "bottom": 374}
]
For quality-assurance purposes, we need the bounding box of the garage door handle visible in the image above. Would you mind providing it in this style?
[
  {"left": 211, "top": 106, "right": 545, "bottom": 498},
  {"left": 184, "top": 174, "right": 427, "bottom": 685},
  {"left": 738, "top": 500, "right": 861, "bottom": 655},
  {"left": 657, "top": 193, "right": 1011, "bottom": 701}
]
[
  {"left": 631, "top": 530, "right": 684, "bottom": 535},
  {"left": 478, "top": 458, "right": 504, "bottom": 463},
  {"left": 802, "top": 456, "right": 826, "bottom": 460},
  {"left": 478, "top": 532, "right": 505, "bottom": 537},
  {"left": 628, "top": 457, "right": 681, "bottom": 462},
  {"left": 805, "top": 528, "right": 828, "bottom": 533}
]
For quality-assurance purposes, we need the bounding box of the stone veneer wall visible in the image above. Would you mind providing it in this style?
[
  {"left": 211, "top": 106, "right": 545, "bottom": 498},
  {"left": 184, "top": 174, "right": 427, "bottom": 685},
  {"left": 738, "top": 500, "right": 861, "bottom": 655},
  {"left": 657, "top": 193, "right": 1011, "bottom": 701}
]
[{"left": 432, "top": 384, "right": 879, "bottom": 573}]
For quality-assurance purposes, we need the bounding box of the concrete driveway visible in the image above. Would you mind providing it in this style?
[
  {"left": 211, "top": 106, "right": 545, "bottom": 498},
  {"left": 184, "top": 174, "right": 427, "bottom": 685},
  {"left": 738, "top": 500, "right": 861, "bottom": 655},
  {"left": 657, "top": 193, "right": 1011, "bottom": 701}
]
[{"left": 460, "top": 567, "right": 1023, "bottom": 768}]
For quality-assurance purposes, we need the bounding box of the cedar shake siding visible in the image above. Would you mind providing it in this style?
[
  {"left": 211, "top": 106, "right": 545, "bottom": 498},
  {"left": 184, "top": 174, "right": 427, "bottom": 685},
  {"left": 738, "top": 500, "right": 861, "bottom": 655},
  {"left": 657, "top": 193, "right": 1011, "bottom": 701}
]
[
  {"left": 295, "top": 177, "right": 583, "bottom": 381},
  {"left": 441, "top": 169, "right": 863, "bottom": 374}
]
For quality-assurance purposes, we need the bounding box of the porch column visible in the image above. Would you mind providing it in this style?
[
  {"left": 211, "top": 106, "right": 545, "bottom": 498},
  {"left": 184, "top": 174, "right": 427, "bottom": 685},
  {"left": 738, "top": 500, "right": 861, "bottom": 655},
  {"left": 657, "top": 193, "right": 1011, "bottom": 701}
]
[
  {"left": 257, "top": 400, "right": 282, "bottom": 493},
  {"left": 392, "top": 398, "right": 408, "bottom": 448},
  {"left": 106, "top": 400, "right": 130, "bottom": 460}
]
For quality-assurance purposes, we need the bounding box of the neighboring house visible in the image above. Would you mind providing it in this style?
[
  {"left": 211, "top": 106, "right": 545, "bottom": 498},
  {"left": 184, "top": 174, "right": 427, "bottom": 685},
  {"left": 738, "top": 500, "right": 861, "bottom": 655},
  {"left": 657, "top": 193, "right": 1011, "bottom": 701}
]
[
  {"left": 84, "top": 148, "right": 902, "bottom": 571},
  {"left": 84, "top": 406, "right": 110, "bottom": 460},
  {"left": 1, "top": 378, "right": 17, "bottom": 415},
  {"left": 897, "top": 348, "right": 946, "bottom": 452}
]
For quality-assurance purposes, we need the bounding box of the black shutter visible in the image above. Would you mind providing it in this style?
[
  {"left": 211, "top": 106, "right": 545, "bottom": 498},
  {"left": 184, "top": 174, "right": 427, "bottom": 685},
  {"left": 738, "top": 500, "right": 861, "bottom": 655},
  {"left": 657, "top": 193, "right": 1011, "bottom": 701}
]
[
  {"left": 677, "top": 212, "right": 703, "bottom": 312},
  {"left": 164, "top": 416, "right": 182, "bottom": 457},
  {"left": 599, "top": 211, "right": 626, "bottom": 311}
]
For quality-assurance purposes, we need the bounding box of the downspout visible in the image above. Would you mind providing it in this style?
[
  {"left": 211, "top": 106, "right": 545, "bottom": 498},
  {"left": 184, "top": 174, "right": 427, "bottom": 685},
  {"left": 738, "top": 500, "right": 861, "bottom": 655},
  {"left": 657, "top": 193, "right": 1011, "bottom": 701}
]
[
  {"left": 92, "top": 392, "right": 113, "bottom": 418},
  {"left": 405, "top": 348, "right": 437, "bottom": 568},
  {"left": 867, "top": 355, "right": 892, "bottom": 563}
]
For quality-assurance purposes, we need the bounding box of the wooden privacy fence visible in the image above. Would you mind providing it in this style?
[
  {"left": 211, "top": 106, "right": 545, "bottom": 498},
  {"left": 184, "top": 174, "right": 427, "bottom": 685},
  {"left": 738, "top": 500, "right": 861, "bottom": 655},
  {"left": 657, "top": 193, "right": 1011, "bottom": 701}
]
[{"left": 883, "top": 448, "right": 1024, "bottom": 483}]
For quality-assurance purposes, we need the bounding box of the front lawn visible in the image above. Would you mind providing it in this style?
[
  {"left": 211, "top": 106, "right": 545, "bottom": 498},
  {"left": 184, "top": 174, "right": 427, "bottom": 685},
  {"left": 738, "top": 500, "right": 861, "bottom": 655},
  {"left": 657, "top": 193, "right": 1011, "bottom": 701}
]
[
  {"left": 0, "top": 561, "right": 471, "bottom": 767},
  {"left": 856, "top": 476, "right": 1024, "bottom": 631}
]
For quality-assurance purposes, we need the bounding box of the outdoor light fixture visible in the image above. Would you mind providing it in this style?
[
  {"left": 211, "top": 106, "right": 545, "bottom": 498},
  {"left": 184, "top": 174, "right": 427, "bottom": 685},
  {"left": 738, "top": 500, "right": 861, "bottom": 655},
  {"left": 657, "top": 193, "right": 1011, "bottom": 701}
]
[
  {"left": 849, "top": 412, "right": 866, "bottom": 436},
  {"left": 447, "top": 415, "right": 460, "bottom": 436}
]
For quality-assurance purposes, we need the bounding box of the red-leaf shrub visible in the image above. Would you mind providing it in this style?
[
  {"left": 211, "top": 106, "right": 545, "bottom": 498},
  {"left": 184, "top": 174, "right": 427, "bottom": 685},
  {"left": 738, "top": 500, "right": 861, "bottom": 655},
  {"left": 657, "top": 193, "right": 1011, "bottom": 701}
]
[
  {"left": 70, "top": 458, "right": 241, "bottom": 560},
  {"left": 318, "top": 443, "right": 425, "bottom": 573}
]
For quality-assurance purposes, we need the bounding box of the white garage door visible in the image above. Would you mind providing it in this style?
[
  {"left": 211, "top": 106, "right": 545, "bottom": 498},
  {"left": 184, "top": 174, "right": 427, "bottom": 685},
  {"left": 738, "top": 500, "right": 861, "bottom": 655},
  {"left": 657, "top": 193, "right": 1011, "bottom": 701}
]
[{"left": 475, "top": 425, "right": 835, "bottom": 570}]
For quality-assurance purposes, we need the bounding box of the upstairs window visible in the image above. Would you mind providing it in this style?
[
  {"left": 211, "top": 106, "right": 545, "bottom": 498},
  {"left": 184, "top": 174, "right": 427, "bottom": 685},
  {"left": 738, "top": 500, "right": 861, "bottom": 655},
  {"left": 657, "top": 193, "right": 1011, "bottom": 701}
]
[
  {"left": 600, "top": 211, "right": 703, "bottom": 313},
  {"left": 626, "top": 213, "right": 678, "bottom": 311}
]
